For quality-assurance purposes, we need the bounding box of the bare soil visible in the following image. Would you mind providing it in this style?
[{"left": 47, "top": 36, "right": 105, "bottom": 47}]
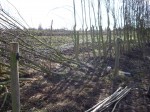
[{"left": 1, "top": 45, "right": 150, "bottom": 112}]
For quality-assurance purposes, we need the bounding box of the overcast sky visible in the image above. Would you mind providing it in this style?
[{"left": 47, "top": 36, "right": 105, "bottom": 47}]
[{"left": 0, "top": 0, "right": 110, "bottom": 29}]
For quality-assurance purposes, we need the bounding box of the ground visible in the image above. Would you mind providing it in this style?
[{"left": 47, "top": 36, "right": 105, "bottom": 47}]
[{"left": 1, "top": 45, "right": 150, "bottom": 112}]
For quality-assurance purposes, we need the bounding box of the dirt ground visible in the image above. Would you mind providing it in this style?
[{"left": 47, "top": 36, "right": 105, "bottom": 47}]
[{"left": 1, "top": 45, "right": 150, "bottom": 112}]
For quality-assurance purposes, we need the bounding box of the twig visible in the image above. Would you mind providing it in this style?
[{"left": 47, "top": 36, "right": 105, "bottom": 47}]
[
  {"left": 0, "top": 78, "right": 37, "bottom": 85},
  {"left": 0, "top": 86, "right": 9, "bottom": 110}
]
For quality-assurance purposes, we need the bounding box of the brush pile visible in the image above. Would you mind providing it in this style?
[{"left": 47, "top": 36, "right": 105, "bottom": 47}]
[{"left": 85, "top": 86, "right": 131, "bottom": 112}]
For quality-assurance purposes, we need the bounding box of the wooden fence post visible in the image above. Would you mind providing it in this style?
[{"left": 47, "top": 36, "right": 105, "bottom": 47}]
[
  {"left": 114, "top": 38, "right": 121, "bottom": 75},
  {"left": 10, "top": 42, "right": 20, "bottom": 112}
]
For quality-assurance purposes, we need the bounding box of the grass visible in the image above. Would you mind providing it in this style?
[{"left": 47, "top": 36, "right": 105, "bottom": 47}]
[
  {"left": 37, "top": 35, "right": 109, "bottom": 47},
  {"left": 37, "top": 36, "right": 73, "bottom": 47}
]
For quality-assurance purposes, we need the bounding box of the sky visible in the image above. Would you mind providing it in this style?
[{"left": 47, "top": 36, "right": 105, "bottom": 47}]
[{"left": 0, "top": 0, "right": 111, "bottom": 30}]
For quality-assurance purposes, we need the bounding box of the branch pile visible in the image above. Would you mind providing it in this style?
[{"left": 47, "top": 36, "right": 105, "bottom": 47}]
[{"left": 85, "top": 86, "right": 131, "bottom": 112}]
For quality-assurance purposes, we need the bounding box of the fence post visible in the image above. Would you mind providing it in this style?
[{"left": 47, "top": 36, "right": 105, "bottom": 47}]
[
  {"left": 114, "top": 38, "right": 121, "bottom": 75},
  {"left": 10, "top": 42, "right": 20, "bottom": 112}
]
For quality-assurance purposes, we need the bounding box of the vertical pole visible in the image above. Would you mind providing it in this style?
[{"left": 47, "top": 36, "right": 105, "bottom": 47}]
[
  {"left": 112, "top": 38, "right": 121, "bottom": 91},
  {"left": 114, "top": 38, "right": 121, "bottom": 75},
  {"left": 10, "top": 42, "right": 20, "bottom": 112},
  {"left": 0, "top": 57, "right": 2, "bottom": 74},
  {"left": 75, "top": 31, "right": 79, "bottom": 60}
]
